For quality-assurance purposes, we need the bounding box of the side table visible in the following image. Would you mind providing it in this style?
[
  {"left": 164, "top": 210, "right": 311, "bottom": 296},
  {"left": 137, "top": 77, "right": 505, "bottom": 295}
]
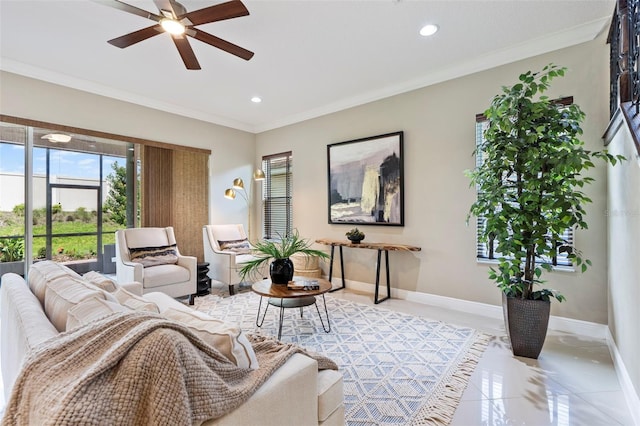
[
  {"left": 197, "top": 262, "right": 211, "bottom": 296},
  {"left": 315, "top": 239, "right": 421, "bottom": 304}
]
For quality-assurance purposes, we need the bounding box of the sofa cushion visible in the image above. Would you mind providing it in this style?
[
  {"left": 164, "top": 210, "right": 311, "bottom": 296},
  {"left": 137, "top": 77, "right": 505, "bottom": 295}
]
[
  {"left": 82, "top": 271, "right": 117, "bottom": 292},
  {"left": 142, "top": 264, "right": 190, "bottom": 289},
  {"left": 218, "top": 239, "right": 251, "bottom": 254},
  {"left": 129, "top": 244, "right": 179, "bottom": 267},
  {"left": 66, "top": 297, "right": 131, "bottom": 330},
  {"left": 112, "top": 288, "right": 160, "bottom": 313},
  {"left": 28, "top": 261, "right": 82, "bottom": 306},
  {"left": 163, "top": 307, "right": 259, "bottom": 370},
  {"left": 44, "top": 278, "right": 106, "bottom": 332}
]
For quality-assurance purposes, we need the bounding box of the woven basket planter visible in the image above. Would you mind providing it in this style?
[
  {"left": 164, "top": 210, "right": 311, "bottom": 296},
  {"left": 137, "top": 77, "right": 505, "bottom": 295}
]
[
  {"left": 502, "top": 294, "right": 550, "bottom": 359},
  {"left": 290, "top": 253, "right": 322, "bottom": 278}
]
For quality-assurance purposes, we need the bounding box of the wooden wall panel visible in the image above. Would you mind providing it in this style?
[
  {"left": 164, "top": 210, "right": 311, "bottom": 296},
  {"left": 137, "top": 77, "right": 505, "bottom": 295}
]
[
  {"left": 141, "top": 145, "right": 209, "bottom": 261},
  {"left": 141, "top": 146, "right": 173, "bottom": 227},
  {"left": 172, "top": 150, "right": 208, "bottom": 261}
]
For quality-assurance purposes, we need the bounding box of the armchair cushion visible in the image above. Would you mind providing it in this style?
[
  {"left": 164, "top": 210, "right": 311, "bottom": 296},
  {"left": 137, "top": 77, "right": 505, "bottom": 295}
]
[
  {"left": 129, "top": 244, "right": 179, "bottom": 267},
  {"left": 218, "top": 238, "right": 251, "bottom": 254},
  {"left": 142, "top": 264, "right": 190, "bottom": 289}
]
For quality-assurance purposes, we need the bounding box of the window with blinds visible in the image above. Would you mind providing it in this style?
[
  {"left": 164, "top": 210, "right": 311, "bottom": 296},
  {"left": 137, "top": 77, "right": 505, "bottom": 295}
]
[
  {"left": 474, "top": 98, "right": 574, "bottom": 268},
  {"left": 261, "top": 151, "right": 292, "bottom": 239}
]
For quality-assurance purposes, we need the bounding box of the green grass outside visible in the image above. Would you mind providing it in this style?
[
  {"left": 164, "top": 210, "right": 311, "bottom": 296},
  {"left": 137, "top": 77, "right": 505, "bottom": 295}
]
[{"left": 1, "top": 211, "right": 121, "bottom": 261}]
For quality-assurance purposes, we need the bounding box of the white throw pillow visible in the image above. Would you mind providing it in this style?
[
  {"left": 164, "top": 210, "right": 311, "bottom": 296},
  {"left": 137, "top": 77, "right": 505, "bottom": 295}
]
[
  {"left": 28, "top": 260, "right": 82, "bottom": 306},
  {"left": 83, "top": 271, "right": 117, "bottom": 293},
  {"left": 44, "top": 278, "right": 106, "bottom": 332},
  {"left": 66, "top": 297, "right": 131, "bottom": 330},
  {"left": 163, "top": 307, "right": 259, "bottom": 370},
  {"left": 113, "top": 287, "right": 160, "bottom": 313}
]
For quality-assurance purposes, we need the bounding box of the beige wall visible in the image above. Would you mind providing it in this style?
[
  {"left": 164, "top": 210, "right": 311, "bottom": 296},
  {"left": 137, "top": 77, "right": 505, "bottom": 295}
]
[
  {"left": 606, "top": 114, "right": 640, "bottom": 399},
  {"left": 256, "top": 35, "right": 612, "bottom": 324},
  {"left": 0, "top": 71, "right": 256, "bottom": 234},
  {"left": 0, "top": 36, "right": 615, "bottom": 324}
]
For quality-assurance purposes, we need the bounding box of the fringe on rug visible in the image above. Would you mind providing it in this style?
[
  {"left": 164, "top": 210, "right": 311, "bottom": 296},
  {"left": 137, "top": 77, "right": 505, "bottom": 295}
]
[{"left": 410, "top": 331, "right": 493, "bottom": 426}]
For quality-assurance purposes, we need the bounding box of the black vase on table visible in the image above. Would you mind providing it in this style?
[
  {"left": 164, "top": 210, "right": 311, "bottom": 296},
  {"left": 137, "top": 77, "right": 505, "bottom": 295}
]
[{"left": 270, "top": 258, "right": 294, "bottom": 284}]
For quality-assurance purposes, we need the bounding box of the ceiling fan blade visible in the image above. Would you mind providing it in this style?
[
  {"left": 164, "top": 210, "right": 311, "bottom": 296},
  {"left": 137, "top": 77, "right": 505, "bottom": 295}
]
[
  {"left": 184, "top": 0, "right": 249, "bottom": 26},
  {"left": 108, "top": 25, "right": 163, "bottom": 48},
  {"left": 91, "top": 0, "right": 162, "bottom": 22},
  {"left": 172, "top": 36, "right": 201, "bottom": 70},
  {"left": 191, "top": 29, "right": 254, "bottom": 61}
]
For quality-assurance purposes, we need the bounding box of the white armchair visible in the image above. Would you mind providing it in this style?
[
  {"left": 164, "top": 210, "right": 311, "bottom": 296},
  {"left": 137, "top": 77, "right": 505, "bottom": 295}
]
[
  {"left": 115, "top": 226, "right": 197, "bottom": 304},
  {"left": 203, "top": 224, "right": 266, "bottom": 295}
]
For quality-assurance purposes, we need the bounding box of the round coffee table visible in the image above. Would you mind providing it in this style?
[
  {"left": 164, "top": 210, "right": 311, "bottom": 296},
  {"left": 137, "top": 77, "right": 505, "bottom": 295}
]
[{"left": 251, "top": 277, "right": 332, "bottom": 340}]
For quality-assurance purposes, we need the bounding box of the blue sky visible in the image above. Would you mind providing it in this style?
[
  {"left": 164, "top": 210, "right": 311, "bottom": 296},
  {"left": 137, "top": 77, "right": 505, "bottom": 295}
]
[{"left": 0, "top": 143, "right": 123, "bottom": 179}]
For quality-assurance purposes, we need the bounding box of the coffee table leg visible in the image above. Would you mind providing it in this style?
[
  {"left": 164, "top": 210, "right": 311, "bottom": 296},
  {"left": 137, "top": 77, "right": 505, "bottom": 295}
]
[
  {"left": 256, "top": 296, "right": 270, "bottom": 328},
  {"left": 278, "top": 300, "right": 285, "bottom": 340},
  {"left": 314, "top": 294, "right": 331, "bottom": 333}
]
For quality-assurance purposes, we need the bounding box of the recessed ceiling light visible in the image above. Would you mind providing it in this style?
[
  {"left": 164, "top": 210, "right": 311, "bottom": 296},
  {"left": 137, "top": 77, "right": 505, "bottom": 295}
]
[
  {"left": 419, "top": 24, "right": 439, "bottom": 37},
  {"left": 251, "top": 96, "right": 262, "bottom": 103}
]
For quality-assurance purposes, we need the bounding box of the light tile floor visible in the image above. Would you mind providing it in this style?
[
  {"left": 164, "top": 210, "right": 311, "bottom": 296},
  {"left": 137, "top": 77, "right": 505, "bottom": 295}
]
[
  {"left": 1, "top": 282, "right": 636, "bottom": 425},
  {"left": 327, "top": 288, "right": 637, "bottom": 426}
]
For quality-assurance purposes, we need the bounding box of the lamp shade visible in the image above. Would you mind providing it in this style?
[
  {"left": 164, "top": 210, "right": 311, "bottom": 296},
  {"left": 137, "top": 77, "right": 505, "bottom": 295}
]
[
  {"left": 253, "top": 169, "right": 265, "bottom": 181},
  {"left": 224, "top": 188, "right": 236, "bottom": 199},
  {"left": 232, "top": 178, "right": 245, "bottom": 190}
]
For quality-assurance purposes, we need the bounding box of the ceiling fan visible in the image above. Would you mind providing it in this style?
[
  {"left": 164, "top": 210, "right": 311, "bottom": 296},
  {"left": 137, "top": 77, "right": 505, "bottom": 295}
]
[{"left": 94, "top": 0, "right": 254, "bottom": 70}]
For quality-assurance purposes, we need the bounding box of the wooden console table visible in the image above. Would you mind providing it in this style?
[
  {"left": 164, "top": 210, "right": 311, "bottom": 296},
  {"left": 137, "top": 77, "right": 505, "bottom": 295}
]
[{"left": 315, "top": 238, "right": 421, "bottom": 304}]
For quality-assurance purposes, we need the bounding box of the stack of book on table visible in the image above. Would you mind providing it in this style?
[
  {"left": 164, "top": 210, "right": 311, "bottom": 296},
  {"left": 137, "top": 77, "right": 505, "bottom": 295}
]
[{"left": 287, "top": 279, "right": 320, "bottom": 290}]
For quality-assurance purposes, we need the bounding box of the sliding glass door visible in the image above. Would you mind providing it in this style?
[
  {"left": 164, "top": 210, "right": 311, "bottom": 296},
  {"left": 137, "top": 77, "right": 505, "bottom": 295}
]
[{"left": 0, "top": 121, "right": 139, "bottom": 276}]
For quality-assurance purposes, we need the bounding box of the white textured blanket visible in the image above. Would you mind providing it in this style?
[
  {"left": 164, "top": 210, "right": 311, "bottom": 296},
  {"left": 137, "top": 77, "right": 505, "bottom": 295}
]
[{"left": 2, "top": 311, "right": 337, "bottom": 425}]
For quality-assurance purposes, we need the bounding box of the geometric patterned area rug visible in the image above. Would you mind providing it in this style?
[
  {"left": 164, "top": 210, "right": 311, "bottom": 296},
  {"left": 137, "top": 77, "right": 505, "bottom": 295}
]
[{"left": 194, "top": 291, "right": 491, "bottom": 426}]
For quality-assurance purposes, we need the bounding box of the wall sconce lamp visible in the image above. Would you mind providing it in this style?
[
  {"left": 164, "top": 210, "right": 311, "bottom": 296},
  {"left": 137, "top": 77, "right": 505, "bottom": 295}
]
[{"left": 224, "top": 169, "right": 265, "bottom": 239}]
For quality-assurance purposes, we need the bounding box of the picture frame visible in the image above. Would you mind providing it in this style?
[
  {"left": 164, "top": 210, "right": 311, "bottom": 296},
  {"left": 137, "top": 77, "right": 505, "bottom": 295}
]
[{"left": 327, "top": 131, "right": 404, "bottom": 226}]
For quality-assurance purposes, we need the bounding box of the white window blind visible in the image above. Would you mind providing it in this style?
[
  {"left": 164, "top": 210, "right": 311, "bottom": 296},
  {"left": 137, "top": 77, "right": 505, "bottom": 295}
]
[
  {"left": 262, "top": 152, "right": 292, "bottom": 239},
  {"left": 474, "top": 98, "right": 574, "bottom": 268}
]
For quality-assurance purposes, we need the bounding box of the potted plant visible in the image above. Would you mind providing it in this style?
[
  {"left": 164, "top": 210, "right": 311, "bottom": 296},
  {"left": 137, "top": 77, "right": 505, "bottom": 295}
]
[
  {"left": 0, "top": 238, "right": 25, "bottom": 276},
  {"left": 466, "top": 64, "right": 624, "bottom": 358},
  {"left": 239, "top": 230, "right": 329, "bottom": 284},
  {"left": 345, "top": 228, "right": 365, "bottom": 244}
]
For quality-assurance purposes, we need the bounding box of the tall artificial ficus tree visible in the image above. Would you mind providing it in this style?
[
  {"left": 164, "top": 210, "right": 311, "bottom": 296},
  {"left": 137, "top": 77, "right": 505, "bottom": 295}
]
[{"left": 467, "top": 64, "right": 624, "bottom": 302}]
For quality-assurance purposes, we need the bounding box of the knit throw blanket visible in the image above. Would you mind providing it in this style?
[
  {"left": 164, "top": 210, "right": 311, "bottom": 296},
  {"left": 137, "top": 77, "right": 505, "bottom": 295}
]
[{"left": 3, "top": 311, "right": 338, "bottom": 425}]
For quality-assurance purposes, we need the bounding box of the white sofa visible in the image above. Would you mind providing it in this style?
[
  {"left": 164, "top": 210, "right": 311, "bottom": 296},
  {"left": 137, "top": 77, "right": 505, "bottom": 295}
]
[
  {"left": 115, "top": 226, "right": 197, "bottom": 303},
  {"left": 0, "top": 261, "right": 344, "bottom": 425}
]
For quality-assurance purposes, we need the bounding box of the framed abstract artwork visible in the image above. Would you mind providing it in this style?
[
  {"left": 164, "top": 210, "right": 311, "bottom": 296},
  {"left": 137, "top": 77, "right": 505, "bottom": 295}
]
[{"left": 327, "top": 131, "right": 404, "bottom": 226}]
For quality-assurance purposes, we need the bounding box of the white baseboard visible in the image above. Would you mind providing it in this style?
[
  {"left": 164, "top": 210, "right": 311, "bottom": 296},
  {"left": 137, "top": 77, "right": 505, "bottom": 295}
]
[
  {"left": 329, "top": 277, "right": 608, "bottom": 338},
  {"left": 607, "top": 329, "right": 640, "bottom": 426}
]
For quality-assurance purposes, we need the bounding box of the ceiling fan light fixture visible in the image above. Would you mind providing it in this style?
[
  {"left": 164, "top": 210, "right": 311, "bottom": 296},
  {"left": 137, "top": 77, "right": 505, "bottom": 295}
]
[
  {"left": 419, "top": 24, "right": 439, "bottom": 37},
  {"left": 161, "top": 19, "right": 186, "bottom": 35},
  {"left": 41, "top": 133, "right": 72, "bottom": 143},
  {"left": 251, "top": 96, "right": 262, "bottom": 103}
]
